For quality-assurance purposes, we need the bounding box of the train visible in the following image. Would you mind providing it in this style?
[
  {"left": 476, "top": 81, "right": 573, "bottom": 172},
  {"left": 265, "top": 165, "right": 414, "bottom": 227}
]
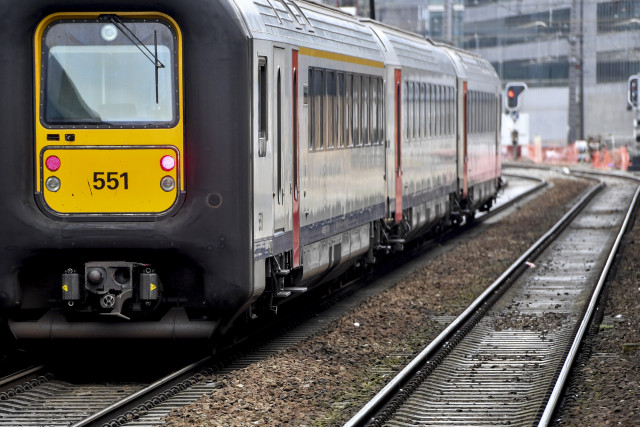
[{"left": 0, "top": 0, "right": 501, "bottom": 341}]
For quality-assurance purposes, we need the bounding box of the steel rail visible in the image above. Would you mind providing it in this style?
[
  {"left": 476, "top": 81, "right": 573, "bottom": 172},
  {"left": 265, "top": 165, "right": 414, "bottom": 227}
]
[
  {"left": 0, "top": 365, "right": 45, "bottom": 388},
  {"left": 71, "top": 356, "right": 211, "bottom": 427},
  {"left": 476, "top": 173, "right": 546, "bottom": 220},
  {"left": 344, "top": 179, "right": 604, "bottom": 427},
  {"left": 538, "top": 180, "right": 640, "bottom": 426}
]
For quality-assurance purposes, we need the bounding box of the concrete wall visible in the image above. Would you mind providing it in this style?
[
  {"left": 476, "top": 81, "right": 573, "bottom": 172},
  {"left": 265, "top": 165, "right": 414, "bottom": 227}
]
[
  {"left": 585, "top": 83, "right": 636, "bottom": 146},
  {"left": 517, "top": 87, "right": 569, "bottom": 145}
]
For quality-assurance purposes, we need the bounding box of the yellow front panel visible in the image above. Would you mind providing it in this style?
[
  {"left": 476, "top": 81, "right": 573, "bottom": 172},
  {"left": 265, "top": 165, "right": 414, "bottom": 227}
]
[
  {"left": 41, "top": 147, "right": 179, "bottom": 214},
  {"left": 34, "top": 12, "right": 185, "bottom": 217}
]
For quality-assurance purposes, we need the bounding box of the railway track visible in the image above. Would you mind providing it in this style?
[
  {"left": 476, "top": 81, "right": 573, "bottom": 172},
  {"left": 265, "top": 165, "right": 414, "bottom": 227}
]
[
  {"left": 345, "top": 170, "right": 640, "bottom": 426},
  {"left": 0, "top": 171, "right": 545, "bottom": 426}
]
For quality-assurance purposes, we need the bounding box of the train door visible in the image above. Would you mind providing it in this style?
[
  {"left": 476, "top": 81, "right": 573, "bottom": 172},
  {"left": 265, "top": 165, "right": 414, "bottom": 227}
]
[
  {"left": 394, "top": 69, "right": 403, "bottom": 224},
  {"left": 292, "top": 50, "right": 300, "bottom": 268},
  {"left": 273, "top": 47, "right": 289, "bottom": 234},
  {"left": 457, "top": 79, "right": 469, "bottom": 198}
]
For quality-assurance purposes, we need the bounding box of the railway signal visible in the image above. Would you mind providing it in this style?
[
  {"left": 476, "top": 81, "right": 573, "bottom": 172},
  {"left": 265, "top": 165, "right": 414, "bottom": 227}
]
[
  {"left": 628, "top": 74, "right": 639, "bottom": 108},
  {"left": 505, "top": 82, "right": 527, "bottom": 112}
]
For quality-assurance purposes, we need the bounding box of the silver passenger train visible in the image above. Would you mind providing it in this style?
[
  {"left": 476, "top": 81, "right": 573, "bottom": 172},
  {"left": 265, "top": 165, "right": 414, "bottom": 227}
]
[
  {"left": 0, "top": 0, "right": 500, "bottom": 341},
  {"left": 251, "top": 1, "right": 501, "bottom": 305}
]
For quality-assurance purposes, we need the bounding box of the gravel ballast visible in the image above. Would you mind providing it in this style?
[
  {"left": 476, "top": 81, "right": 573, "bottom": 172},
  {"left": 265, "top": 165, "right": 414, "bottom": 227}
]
[{"left": 164, "top": 176, "right": 600, "bottom": 426}]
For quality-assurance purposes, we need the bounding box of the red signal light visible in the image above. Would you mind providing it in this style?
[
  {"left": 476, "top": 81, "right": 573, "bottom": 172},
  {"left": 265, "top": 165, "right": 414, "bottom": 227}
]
[
  {"left": 160, "top": 155, "right": 176, "bottom": 172},
  {"left": 45, "top": 155, "right": 61, "bottom": 172},
  {"left": 508, "top": 89, "right": 515, "bottom": 98}
]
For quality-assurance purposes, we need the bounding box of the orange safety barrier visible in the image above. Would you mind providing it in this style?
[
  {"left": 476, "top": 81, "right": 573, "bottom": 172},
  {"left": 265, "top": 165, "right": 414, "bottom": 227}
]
[{"left": 504, "top": 142, "right": 632, "bottom": 171}]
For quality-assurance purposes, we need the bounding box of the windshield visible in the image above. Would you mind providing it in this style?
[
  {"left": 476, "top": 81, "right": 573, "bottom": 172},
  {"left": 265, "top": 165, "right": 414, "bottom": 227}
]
[{"left": 41, "top": 19, "right": 177, "bottom": 127}]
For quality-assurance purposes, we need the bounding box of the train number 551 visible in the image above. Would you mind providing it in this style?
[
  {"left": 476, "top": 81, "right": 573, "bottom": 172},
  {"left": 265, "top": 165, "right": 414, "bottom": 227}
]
[{"left": 93, "top": 172, "right": 129, "bottom": 190}]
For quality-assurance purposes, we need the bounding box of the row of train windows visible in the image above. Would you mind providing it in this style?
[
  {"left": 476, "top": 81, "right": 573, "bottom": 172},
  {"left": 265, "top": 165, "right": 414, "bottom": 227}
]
[
  {"left": 403, "top": 82, "right": 456, "bottom": 140},
  {"left": 307, "top": 68, "right": 385, "bottom": 151},
  {"left": 467, "top": 90, "right": 498, "bottom": 135}
]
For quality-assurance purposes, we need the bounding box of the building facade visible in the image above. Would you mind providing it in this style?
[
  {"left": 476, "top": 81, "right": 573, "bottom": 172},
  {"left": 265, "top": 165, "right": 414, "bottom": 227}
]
[
  {"left": 317, "top": 0, "right": 640, "bottom": 146},
  {"left": 462, "top": 0, "right": 640, "bottom": 145},
  {"left": 318, "top": 0, "right": 464, "bottom": 45}
]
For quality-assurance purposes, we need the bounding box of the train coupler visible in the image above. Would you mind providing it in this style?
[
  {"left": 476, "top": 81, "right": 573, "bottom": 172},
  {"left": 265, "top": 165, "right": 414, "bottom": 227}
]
[{"left": 61, "top": 262, "right": 162, "bottom": 318}]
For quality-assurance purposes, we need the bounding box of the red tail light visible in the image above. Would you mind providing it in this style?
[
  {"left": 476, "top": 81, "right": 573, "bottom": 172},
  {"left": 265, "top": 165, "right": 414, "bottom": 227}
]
[
  {"left": 46, "top": 155, "right": 61, "bottom": 171},
  {"left": 161, "top": 155, "right": 175, "bottom": 171}
]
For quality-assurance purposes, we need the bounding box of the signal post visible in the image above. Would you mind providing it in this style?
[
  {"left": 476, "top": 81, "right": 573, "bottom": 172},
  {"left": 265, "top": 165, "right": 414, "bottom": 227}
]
[
  {"left": 628, "top": 74, "right": 640, "bottom": 143},
  {"left": 504, "top": 82, "right": 527, "bottom": 160}
]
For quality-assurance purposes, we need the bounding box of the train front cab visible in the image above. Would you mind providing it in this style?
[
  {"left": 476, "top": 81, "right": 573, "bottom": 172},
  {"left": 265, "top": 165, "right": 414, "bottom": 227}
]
[{"left": 7, "top": 12, "right": 199, "bottom": 340}]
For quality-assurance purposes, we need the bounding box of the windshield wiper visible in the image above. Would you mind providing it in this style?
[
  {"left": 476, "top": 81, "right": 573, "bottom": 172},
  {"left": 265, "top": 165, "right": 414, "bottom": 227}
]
[{"left": 100, "top": 14, "right": 165, "bottom": 104}]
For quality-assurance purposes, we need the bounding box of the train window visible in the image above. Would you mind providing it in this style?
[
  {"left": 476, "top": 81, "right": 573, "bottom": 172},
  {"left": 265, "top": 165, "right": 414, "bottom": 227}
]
[
  {"left": 371, "top": 77, "right": 377, "bottom": 145},
  {"left": 446, "top": 86, "right": 453, "bottom": 135},
  {"left": 403, "top": 82, "right": 408, "bottom": 140},
  {"left": 478, "top": 92, "right": 482, "bottom": 134},
  {"left": 488, "top": 94, "right": 492, "bottom": 133},
  {"left": 484, "top": 94, "right": 488, "bottom": 133},
  {"left": 469, "top": 91, "right": 478, "bottom": 133},
  {"left": 326, "top": 71, "right": 336, "bottom": 149},
  {"left": 417, "top": 83, "right": 421, "bottom": 139},
  {"left": 449, "top": 87, "right": 454, "bottom": 136},
  {"left": 441, "top": 86, "right": 445, "bottom": 137},
  {"left": 490, "top": 95, "right": 495, "bottom": 133},
  {"left": 450, "top": 87, "right": 455, "bottom": 135},
  {"left": 314, "top": 69, "right": 324, "bottom": 149},
  {"left": 41, "top": 17, "right": 178, "bottom": 126},
  {"left": 480, "top": 93, "right": 484, "bottom": 133},
  {"left": 353, "top": 75, "right": 361, "bottom": 146},
  {"left": 415, "top": 83, "right": 420, "bottom": 139},
  {"left": 408, "top": 82, "right": 414, "bottom": 141},
  {"left": 308, "top": 69, "right": 313, "bottom": 147},
  {"left": 480, "top": 92, "right": 484, "bottom": 133},
  {"left": 473, "top": 91, "right": 477, "bottom": 134},
  {"left": 434, "top": 85, "right": 439, "bottom": 137},
  {"left": 345, "top": 74, "right": 353, "bottom": 147},
  {"left": 426, "top": 84, "right": 431, "bottom": 138},
  {"left": 258, "top": 57, "right": 268, "bottom": 140},
  {"left": 337, "top": 73, "right": 345, "bottom": 148},
  {"left": 308, "top": 68, "right": 321, "bottom": 150},
  {"left": 277, "top": 68, "right": 283, "bottom": 203},
  {"left": 452, "top": 87, "right": 457, "bottom": 135},
  {"left": 418, "top": 84, "right": 424, "bottom": 139},
  {"left": 443, "top": 86, "right": 448, "bottom": 136},
  {"left": 433, "top": 85, "right": 437, "bottom": 137},
  {"left": 485, "top": 93, "right": 489, "bottom": 133},
  {"left": 440, "top": 85, "right": 444, "bottom": 137},
  {"left": 362, "top": 76, "right": 369, "bottom": 146},
  {"left": 488, "top": 95, "right": 492, "bottom": 133},
  {"left": 476, "top": 92, "right": 480, "bottom": 134},
  {"left": 471, "top": 91, "right": 476, "bottom": 134},
  {"left": 258, "top": 57, "right": 268, "bottom": 157},
  {"left": 474, "top": 92, "right": 478, "bottom": 134},
  {"left": 378, "top": 78, "right": 385, "bottom": 145}
]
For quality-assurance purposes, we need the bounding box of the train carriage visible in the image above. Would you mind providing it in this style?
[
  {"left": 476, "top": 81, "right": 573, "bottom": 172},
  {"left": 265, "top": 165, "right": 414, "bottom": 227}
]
[
  {"left": 0, "top": 0, "right": 501, "bottom": 342},
  {"left": 364, "top": 21, "right": 460, "bottom": 240},
  {"left": 440, "top": 44, "right": 502, "bottom": 215}
]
